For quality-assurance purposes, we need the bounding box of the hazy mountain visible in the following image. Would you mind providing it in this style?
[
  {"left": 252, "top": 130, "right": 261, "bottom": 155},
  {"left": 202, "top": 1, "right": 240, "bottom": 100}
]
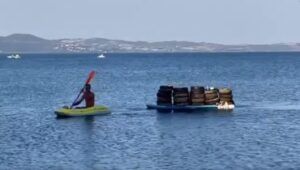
[
  {"left": 1, "top": 34, "right": 300, "bottom": 53},
  {"left": 0, "top": 34, "right": 56, "bottom": 53}
]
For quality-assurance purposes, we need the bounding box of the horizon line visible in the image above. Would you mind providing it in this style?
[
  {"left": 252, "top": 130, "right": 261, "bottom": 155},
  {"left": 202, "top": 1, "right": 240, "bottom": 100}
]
[{"left": 2, "top": 33, "right": 300, "bottom": 46}]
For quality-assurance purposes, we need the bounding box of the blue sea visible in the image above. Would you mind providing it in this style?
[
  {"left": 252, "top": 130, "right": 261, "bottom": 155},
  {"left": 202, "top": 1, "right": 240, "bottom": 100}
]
[{"left": 1, "top": 53, "right": 300, "bottom": 169}]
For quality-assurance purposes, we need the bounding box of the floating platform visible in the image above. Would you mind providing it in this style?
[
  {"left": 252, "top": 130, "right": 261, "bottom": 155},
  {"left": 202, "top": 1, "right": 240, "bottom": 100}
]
[
  {"left": 146, "top": 104, "right": 218, "bottom": 112},
  {"left": 146, "top": 103, "right": 235, "bottom": 112}
]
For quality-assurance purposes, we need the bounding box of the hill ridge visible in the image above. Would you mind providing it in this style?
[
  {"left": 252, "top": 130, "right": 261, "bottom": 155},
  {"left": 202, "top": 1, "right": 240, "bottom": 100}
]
[{"left": 1, "top": 33, "right": 300, "bottom": 53}]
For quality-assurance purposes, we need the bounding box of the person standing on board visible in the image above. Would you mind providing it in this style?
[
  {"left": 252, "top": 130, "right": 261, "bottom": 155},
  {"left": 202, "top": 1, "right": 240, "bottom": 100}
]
[{"left": 72, "top": 84, "right": 95, "bottom": 108}]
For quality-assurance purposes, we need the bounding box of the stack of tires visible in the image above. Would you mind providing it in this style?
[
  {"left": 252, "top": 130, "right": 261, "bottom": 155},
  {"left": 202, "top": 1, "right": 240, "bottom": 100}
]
[
  {"left": 173, "top": 87, "right": 189, "bottom": 105},
  {"left": 219, "top": 88, "right": 234, "bottom": 104},
  {"left": 189, "top": 86, "right": 205, "bottom": 105},
  {"left": 205, "top": 88, "right": 220, "bottom": 105},
  {"left": 157, "top": 86, "right": 173, "bottom": 105}
]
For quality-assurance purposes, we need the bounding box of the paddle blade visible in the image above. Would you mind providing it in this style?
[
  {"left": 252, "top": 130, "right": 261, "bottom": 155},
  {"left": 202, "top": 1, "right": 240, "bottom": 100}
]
[{"left": 85, "top": 71, "right": 96, "bottom": 84}]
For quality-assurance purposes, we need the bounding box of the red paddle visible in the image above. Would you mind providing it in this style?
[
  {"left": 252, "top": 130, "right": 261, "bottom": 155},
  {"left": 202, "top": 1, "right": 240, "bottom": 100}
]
[
  {"left": 70, "top": 71, "right": 96, "bottom": 108},
  {"left": 85, "top": 70, "right": 96, "bottom": 84}
]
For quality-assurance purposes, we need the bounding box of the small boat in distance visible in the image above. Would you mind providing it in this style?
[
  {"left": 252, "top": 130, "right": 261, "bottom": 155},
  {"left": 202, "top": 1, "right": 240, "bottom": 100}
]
[
  {"left": 97, "top": 54, "right": 106, "bottom": 59},
  {"left": 7, "top": 54, "right": 21, "bottom": 59}
]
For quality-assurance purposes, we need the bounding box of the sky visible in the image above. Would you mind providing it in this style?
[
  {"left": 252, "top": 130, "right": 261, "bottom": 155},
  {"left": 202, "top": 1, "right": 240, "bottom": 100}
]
[{"left": 1, "top": 0, "right": 300, "bottom": 44}]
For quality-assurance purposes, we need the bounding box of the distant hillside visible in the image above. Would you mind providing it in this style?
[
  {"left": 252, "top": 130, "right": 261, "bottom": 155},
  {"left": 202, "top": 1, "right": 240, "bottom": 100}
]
[
  {"left": 0, "top": 34, "right": 56, "bottom": 53},
  {"left": 1, "top": 34, "right": 300, "bottom": 53}
]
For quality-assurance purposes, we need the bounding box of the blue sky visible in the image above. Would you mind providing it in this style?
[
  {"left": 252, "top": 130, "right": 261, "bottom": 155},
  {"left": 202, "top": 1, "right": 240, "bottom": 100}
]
[{"left": 1, "top": 0, "right": 300, "bottom": 44}]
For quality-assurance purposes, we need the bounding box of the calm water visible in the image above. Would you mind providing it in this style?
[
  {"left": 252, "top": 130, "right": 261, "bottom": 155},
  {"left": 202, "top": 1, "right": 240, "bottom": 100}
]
[{"left": 1, "top": 53, "right": 300, "bottom": 169}]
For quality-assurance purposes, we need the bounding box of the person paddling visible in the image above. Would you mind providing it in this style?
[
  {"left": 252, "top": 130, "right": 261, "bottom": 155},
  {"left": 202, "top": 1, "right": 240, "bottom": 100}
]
[{"left": 72, "top": 84, "right": 95, "bottom": 108}]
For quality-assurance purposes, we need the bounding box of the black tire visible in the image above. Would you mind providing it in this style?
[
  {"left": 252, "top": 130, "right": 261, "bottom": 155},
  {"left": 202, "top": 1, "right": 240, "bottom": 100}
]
[
  {"left": 158, "top": 89, "right": 173, "bottom": 94},
  {"left": 205, "top": 88, "right": 219, "bottom": 93},
  {"left": 174, "top": 95, "right": 189, "bottom": 99},
  {"left": 173, "top": 87, "right": 189, "bottom": 93},
  {"left": 190, "top": 91, "right": 205, "bottom": 95},
  {"left": 157, "top": 97, "right": 172, "bottom": 103},
  {"left": 219, "top": 94, "right": 232, "bottom": 98},
  {"left": 219, "top": 88, "right": 232, "bottom": 94},
  {"left": 205, "top": 101, "right": 218, "bottom": 105},
  {"left": 219, "top": 92, "right": 232, "bottom": 96},
  {"left": 191, "top": 86, "right": 205, "bottom": 93},
  {"left": 157, "top": 92, "right": 172, "bottom": 98},
  {"left": 205, "top": 97, "right": 220, "bottom": 103},
  {"left": 174, "top": 97, "right": 189, "bottom": 103},
  {"left": 205, "top": 93, "right": 218, "bottom": 100},
  {"left": 191, "top": 98, "right": 205, "bottom": 103},
  {"left": 191, "top": 93, "right": 205, "bottom": 98},
  {"left": 205, "top": 90, "right": 215, "bottom": 94},
  {"left": 220, "top": 98, "right": 233, "bottom": 102},
  {"left": 159, "top": 85, "right": 173, "bottom": 91},
  {"left": 174, "top": 93, "right": 189, "bottom": 98}
]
